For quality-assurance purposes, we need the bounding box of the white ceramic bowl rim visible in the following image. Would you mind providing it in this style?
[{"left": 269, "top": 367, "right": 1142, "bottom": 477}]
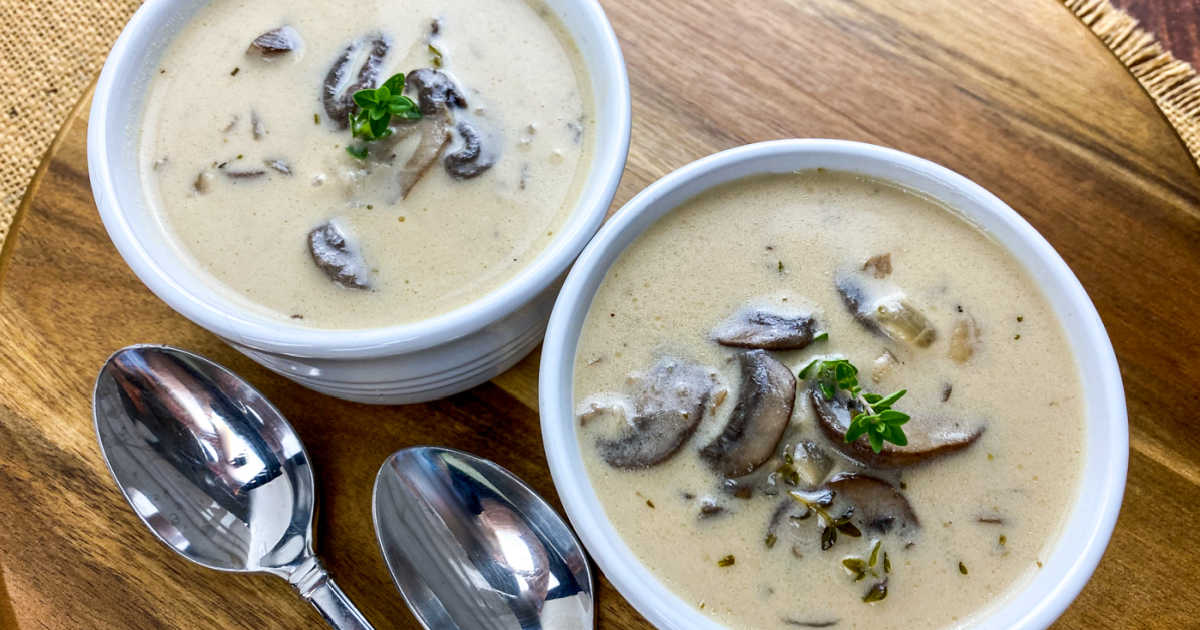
[
  {"left": 540, "top": 139, "right": 1128, "bottom": 630},
  {"left": 88, "top": 0, "right": 630, "bottom": 360}
]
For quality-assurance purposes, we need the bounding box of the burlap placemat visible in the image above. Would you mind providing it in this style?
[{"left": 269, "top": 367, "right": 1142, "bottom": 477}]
[{"left": 0, "top": 0, "right": 1197, "bottom": 252}]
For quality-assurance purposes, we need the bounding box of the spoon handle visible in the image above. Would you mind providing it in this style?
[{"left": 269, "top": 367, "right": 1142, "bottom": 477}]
[{"left": 292, "top": 560, "right": 375, "bottom": 630}]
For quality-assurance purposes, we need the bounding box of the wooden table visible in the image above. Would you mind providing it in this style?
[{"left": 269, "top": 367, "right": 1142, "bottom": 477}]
[{"left": 1, "top": 0, "right": 1198, "bottom": 627}]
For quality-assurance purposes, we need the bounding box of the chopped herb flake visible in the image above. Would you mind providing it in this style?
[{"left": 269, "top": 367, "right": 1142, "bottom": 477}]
[
  {"left": 862, "top": 579, "right": 888, "bottom": 603},
  {"left": 717, "top": 555, "right": 735, "bottom": 567}
]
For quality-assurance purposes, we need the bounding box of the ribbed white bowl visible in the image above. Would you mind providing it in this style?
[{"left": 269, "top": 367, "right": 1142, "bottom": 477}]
[{"left": 88, "top": 0, "right": 630, "bottom": 404}]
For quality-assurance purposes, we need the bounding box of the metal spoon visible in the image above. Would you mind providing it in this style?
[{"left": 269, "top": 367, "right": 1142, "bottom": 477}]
[
  {"left": 92, "top": 344, "right": 373, "bottom": 630},
  {"left": 373, "top": 447, "right": 593, "bottom": 630}
]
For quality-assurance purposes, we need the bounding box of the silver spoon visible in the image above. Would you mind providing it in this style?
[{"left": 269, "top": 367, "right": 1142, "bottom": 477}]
[
  {"left": 93, "top": 344, "right": 373, "bottom": 630},
  {"left": 373, "top": 447, "right": 593, "bottom": 630}
]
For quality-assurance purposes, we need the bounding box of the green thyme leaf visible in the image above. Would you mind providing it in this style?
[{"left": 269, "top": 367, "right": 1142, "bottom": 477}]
[
  {"left": 862, "top": 579, "right": 888, "bottom": 603},
  {"left": 347, "top": 73, "right": 422, "bottom": 144},
  {"left": 821, "top": 526, "right": 837, "bottom": 551},
  {"left": 883, "top": 552, "right": 891, "bottom": 574},
  {"left": 766, "top": 533, "right": 778, "bottom": 548},
  {"left": 842, "top": 557, "right": 867, "bottom": 581},
  {"left": 718, "top": 554, "right": 736, "bottom": 567},
  {"left": 844, "top": 421, "right": 869, "bottom": 444},
  {"left": 813, "top": 331, "right": 829, "bottom": 342},
  {"left": 798, "top": 359, "right": 819, "bottom": 380},
  {"left": 345, "top": 144, "right": 368, "bottom": 160},
  {"left": 958, "top": 561, "right": 968, "bottom": 575},
  {"left": 873, "top": 388, "right": 906, "bottom": 410},
  {"left": 868, "top": 540, "right": 881, "bottom": 567}
]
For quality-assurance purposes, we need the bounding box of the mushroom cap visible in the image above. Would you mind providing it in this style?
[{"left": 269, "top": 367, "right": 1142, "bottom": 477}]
[
  {"left": 594, "top": 357, "right": 718, "bottom": 469},
  {"left": 810, "top": 387, "right": 984, "bottom": 469},
  {"left": 712, "top": 308, "right": 818, "bottom": 350},
  {"left": 699, "top": 349, "right": 796, "bottom": 477}
]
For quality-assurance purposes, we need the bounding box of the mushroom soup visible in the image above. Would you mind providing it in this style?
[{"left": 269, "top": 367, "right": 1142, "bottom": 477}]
[
  {"left": 140, "top": 0, "right": 592, "bottom": 328},
  {"left": 573, "top": 171, "right": 1084, "bottom": 629}
]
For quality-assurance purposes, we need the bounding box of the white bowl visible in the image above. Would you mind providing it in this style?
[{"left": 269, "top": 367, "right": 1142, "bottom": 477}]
[
  {"left": 540, "top": 139, "right": 1128, "bottom": 629},
  {"left": 88, "top": 0, "right": 630, "bottom": 404}
]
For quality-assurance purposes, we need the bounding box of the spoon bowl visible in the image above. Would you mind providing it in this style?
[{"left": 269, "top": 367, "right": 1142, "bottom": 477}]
[
  {"left": 373, "top": 447, "right": 593, "bottom": 630},
  {"left": 93, "top": 344, "right": 373, "bottom": 629}
]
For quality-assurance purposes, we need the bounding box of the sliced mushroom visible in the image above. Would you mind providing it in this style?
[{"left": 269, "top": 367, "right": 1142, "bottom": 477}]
[
  {"left": 405, "top": 68, "right": 467, "bottom": 114},
  {"left": 712, "top": 308, "right": 818, "bottom": 350},
  {"left": 222, "top": 167, "right": 266, "bottom": 180},
  {"left": 871, "top": 349, "right": 899, "bottom": 383},
  {"left": 251, "top": 110, "right": 266, "bottom": 140},
  {"left": 248, "top": 26, "right": 301, "bottom": 57},
  {"left": 700, "top": 350, "right": 796, "bottom": 477},
  {"left": 264, "top": 159, "right": 292, "bottom": 175},
  {"left": 837, "top": 274, "right": 936, "bottom": 348},
  {"left": 308, "top": 220, "right": 371, "bottom": 289},
  {"left": 391, "top": 110, "right": 452, "bottom": 199},
  {"left": 193, "top": 170, "right": 215, "bottom": 193},
  {"left": 862, "top": 253, "right": 893, "bottom": 278},
  {"left": 322, "top": 35, "right": 389, "bottom": 128},
  {"left": 443, "top": 119, "right": 495, "bottom": 180},
  {"left": 698, "top": 499, "right": 725, "bottom": 519},
  {"left": 948, "top": 315, "right": 981, "bottom": 363},
  {"left": 828, "top": 473, "right": 918, "bottom": 540},
  {"left": 594, "top": 357, "right": 717, "bottom": 469},
  {"left": 810, "top": 387, "right": 984, "bottom": 468}
]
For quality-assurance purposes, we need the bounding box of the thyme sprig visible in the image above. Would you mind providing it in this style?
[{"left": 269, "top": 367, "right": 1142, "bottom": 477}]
[
  {"left": 345, "top": 73, "right": 422, "bottom": 158},
  {"left": 790, "top": 491, "right": 861, "bottom": 551},
  {"left": 798, "top": 356, "right": 910, "bottom": 453}
]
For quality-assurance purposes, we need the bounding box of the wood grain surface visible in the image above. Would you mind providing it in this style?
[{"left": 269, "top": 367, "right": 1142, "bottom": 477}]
[
  {"left": 1114, "top": 0, "right": 1200, "bottom": 67},
  {"left": 2, "top": 0, "right": 1199, "bottom": 628}
]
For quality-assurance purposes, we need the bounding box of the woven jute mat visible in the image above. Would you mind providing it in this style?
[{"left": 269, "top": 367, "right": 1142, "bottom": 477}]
[{"left": 0, "top": 0, "right": 1198, "bottom": 251}]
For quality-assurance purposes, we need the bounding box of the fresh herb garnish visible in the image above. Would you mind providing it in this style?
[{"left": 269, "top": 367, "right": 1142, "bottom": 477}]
[
  {"left": 958, "top": 561, "right": 969, "bottom": 575},
  {"left": 347, "top": 73, "right": 422, "bottom": 147},
  {"left": 428, "top": 43, "right": 444, "bottom": 68},
  {"left": 862, "top": 579, "right": 888, "bottom": 603},
  {"left": 798, "top": 356, "right": 910, "bottom": 453},
  {"left": 345, "top": 144, "right": 369, "bottom": 160},
  {"left": 717, "top": 554, "right": 736, "bottom": 567},
  {"left": 790, "top": 492, "right": 858, "bottom": 550}
]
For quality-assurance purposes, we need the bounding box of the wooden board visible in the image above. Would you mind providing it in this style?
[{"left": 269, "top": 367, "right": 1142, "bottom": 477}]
[{"left": 2, "top": 0, "right": 1198, "bottom": 627}]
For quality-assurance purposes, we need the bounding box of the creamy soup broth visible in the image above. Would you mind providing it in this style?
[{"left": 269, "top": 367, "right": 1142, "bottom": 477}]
[
  {"left": 140, "top": 0, "right": 592, "bottom": 328},
  {"left": 573, "top": 172, "right": 1084, "bottom": 629}
]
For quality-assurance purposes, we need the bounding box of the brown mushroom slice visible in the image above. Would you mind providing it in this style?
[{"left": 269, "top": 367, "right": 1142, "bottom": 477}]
[
  {"left": 193, "top": 170, "right": 215, "bottom": 193},
  {"left": 700, "top": 350, "right": 796, "bottom": 477},
  {"left": 810, "top": 387, "right": 984, "bottom": 469},
  {"left": 222, "top": 167, "right": 266, "bottom": 180},
  {"left": 248, "top": 26, "right": 302, "bottom": 57},
  {"left": 391, "top": 111, "right": 452, "bottom": 199},
  {"left": 828, "top": 473, "right": 918, "bottom": 539},
  {"left": 322, "top": 35, "right": 389, "bottom": 128},
  {"left": 264, "top": 159, "right": 292, "bottom": 175},
  {"left": 836, "top": 274, "right": 936, "bottom": 348},
  {"left": 712, "top": 309, "right": 818, "bottom": 350},
  {"left": 405, "top": 68, "right": 467, "bottom": 114},
  {"left": 308, "top": 220, "right": 371, "bottom": 289},
  {"left": 594, "top": 357, "right": 717, "bottom": 469},
  {"left": 862, "top": 253, "right": 893, "bottom": 278},
  {"left": 948, "top": 315, "right": 981, "bottom": 363},
  {"left": 443, "top": 120, "right": 496, "bottom": 180}
]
